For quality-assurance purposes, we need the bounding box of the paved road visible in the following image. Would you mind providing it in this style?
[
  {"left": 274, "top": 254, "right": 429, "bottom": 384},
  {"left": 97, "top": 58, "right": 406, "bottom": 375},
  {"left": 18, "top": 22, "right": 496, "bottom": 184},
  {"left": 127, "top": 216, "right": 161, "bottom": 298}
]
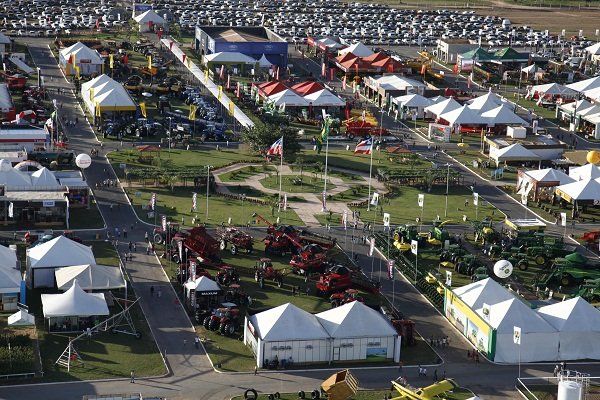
[{"left": 1, "top": 40, "right": 599, "bottom": 400}]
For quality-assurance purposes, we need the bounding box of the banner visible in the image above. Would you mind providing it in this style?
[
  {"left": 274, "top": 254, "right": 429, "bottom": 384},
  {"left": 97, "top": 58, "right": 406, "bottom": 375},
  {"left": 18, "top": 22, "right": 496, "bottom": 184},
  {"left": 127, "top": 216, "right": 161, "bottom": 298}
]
[
  {"left": 109, "top": 54, "right": 114, "bottom": 69},
  {"left": 445, "top": 270, "right": 452, "bottom": 287},
  {"left": 342, "top": 210, "right": 348, "bottom": 230},
  {"left": 418, "top": 193, "right": 425, "bottom": 208},
  {"left": 177, "top": 238, "right": 183, "bottom": 262},
  {"left": 8, "top": 202, "right": 13, "bottom": 218},
  {"left": 410, "top": 239, "right": 418, "bottom": 255},
  {"left": 283, "top": 193, "right": 288, "bottom": 211},
  {"left": 189, "top": 261, "right": 196, "bottom": 281},
  {"left": 161, "top": 215, "right": 167, "bottom": 231},
  {"left": 192, "top": 192, "right": 197, "bottom": 212},
  {"left": 388, "top": 260, "right": 394, "bottom": 280},
  {"left": 368, "top": 237, "right": 375, "bottom": 257},
  {"left": 322, "top": 191, "right": 327, "bottom": 211},
  {"left": 513, "top": 326, "right": 521, "bottom": 345},
  {"left": 204, "top": 69, "right": 209, "bottom": 84},
  {"left": 560, "top": 212, "right": 567, "bottom": 227},
  {"left": 140, "top": 102, "right": 147, "bottom": 118},
  {"left": 189, "top": 104, "right": 197, "bottom": 120},
  {"left": 370, "top": 192, "right": 379, "bottom": 207},
  {"left": 383, "top": 213, "right": 390, "bottom": 227},
  {"left": 218, "top": 85, "right": 223, "bottom": 101},
  {"left": 228, "top": 101, "right": 235, "bottom": 116},
  {"left": 151, "top": 192, "right": 156, "bottom": 210},
  {"left": 473, "top": 192, "right": 479, "bottom": 206}
]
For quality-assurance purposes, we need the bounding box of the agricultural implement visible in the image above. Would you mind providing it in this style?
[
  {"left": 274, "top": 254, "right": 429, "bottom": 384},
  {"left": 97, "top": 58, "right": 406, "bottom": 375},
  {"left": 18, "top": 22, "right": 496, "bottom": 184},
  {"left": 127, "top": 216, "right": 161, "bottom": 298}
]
[
  {"left": 321, "top": 369, "right": 359, "bottom": 400},
  {"left": 202, "top": 305, "right": 241, "bottom": 336},
  {"left": 254, "top": 258, "right": 284, "bottom": 288},
  {"left": 216, "top": 266, "right": 240, "bottom": 286},
  {"left": 286, "top": 233, "right": 329, "bottom": 275},
  {"left": 215, "top": 227, "right": 253, "bottom": 255},
  {"left": 315, "top": 264, "right": 380, "bottom": 296},
  {"left": 533, "top": 252, "right": 600, "bottom": 287},
  {"left": 153, "top": 222, "right": 182, "bottom": 245},
  {"left": 329, "top": 289, "right": 363, "bottom": 308}
]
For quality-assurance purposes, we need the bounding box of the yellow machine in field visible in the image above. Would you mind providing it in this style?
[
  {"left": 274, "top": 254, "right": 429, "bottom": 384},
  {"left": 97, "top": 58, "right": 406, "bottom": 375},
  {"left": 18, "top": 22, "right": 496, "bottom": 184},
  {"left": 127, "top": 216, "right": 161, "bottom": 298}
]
[{"left": 390, "top": 379, "right": 458, "bottom": 400}]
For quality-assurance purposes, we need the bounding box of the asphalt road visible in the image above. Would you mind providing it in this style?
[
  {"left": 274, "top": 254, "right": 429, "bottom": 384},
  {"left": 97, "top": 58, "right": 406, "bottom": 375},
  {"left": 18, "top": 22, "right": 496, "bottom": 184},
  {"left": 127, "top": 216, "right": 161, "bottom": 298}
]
[{"left": 1, "top": 40, "right": 599, "bottom": 400}]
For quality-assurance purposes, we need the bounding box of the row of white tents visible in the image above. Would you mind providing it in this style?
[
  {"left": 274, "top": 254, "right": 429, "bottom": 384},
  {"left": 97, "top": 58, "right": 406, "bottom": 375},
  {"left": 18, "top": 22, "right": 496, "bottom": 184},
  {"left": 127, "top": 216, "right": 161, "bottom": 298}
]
[
  {"left": 244, "top": 301, "right": 400, "bottom": 368},
  {"left": 266, "top": 87, "right": 346, "bottom": 107},
  {"left": 81, "top": 74, "right": 137, "bottom": 118},
  {"left": 518, "top": 164, "right": 600, "bottom": 203},
  {"left": 447, "top": 278, "right": 600, "bottom": 362},
  {"left": 396, "top": 91, "right": 528, "bottom": 127}
]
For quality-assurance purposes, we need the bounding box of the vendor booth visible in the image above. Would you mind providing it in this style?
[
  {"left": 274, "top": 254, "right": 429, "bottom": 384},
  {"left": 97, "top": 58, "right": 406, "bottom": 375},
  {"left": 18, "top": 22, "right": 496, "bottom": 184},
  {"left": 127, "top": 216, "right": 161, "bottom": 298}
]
[
  {"left": 569, "top": 163, "right": 600, "bottom": 181},
  {"left": 424, "top": 97, "right": 461, "bottom": 120},
  {"left": 41, "top": 279, "right": 109, "bottom": 333},
  {"left": 184, "top": 276, "right": 222, "bottom": 310},
  {"left": 489, "top": 143, "right": 540, "bottom": 166},
  {"left": 55, "top": 264, "right": 126, "bottom": 291},
  {"left": 518, "top": 168, "right": 575, "bottom": 202}
]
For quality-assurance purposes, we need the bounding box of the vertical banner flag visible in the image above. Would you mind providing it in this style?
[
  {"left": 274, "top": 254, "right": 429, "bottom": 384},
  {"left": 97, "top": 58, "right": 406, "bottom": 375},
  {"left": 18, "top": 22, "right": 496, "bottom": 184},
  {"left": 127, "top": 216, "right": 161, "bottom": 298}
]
[
  {"left": 140, "top": 102, "right": 147, "bottom": 118},
  {"left": 383, "top": 213, "right": 391, "bottom": 227},
  {"left": 192, "top": 192, "right": 197, "bottom": 212},
  {"left": 370, "top": 192, "right": 379, "bottom": 207},
  {"left": 228, "top": 101, "right": 235, "bottom": 116},
  {"left": 219, "top": 64, "right": 225, "bottom": 80},
  {"left": 226, "top": 74, "right": 231, "bottom": 89},
  {"left": 189, "top": 261, "right": 196, "bottom": 281},
  {"left": 410, "top": 240, "right": 418, "bottom": 255},
  {"left": 513, "top": 326, "right": 521, "bottom": 345},
  {"left": 123, "top": 54, "right": 129, "bottom": 65},
  {"left": 236, "top": 82, "right": 241, "bottom": 98},
  {"left": 445, "top": 270, "right": 452, "bottom": 287},
  {"left": 418, "top": 194, "right": 425, "bottom": 208},
  {"left": 109, "top": 54, "right": 114, "bottom": 69},
  {"left": 8, "top": 202, "right": 13, "bottom": 218},
  {"left": 368, "top": 237, "right": 375, "bottom": 257},
  {"left": 177, "top": 238, "right": 183, "bottom": 262},
  {"left": 189, "top": 104, "right": 197, "bottom": 120},
  {"left": 204, "top": 69, "right": 209, "bottom": 84},
  {"left": 330, "top": 67, "right": 335, "bottom": 81},
  {"left": 322, "top": 191, "right": 327, "bottom": 211},
  {"left": 151, "top": 192, "right": 157, "bottom": 211},
  {"left": 342, "top": 75, "right": 347, "bottom": 90},
  {"left": 218, "top": 85, "right": 223, "bottom": 101},
  {"left": 161, "top": 215, "right": 167, "bottom": 232},
  {"left": 283, "top": 193, "right": 288, "bottom": 211},
  {"left": 321, "top": 62, "right": 326, "bottom": 77},
  {"left": 473, "top": 192, "right": 479, "bottom": 206},
  {"left": 388, "top": 260, "right": 395, "bottom": 280},
  {"left": 521, "top": 193, "right": 527, "bottom": 205},
  {"left": 182, "top": 54, "right": 186, "bottom": 64},
  {"left": 560, "top": 212, "right": 567, "bottom": 227},
  {"left": 95, "top": 102, "right": 101, "bottom": 117},
  {"left": 342, "top": 210, "right": 348, "bottom": 230},
  {"left": 147, "top": 55, "right": 152, "bottom": 69}
]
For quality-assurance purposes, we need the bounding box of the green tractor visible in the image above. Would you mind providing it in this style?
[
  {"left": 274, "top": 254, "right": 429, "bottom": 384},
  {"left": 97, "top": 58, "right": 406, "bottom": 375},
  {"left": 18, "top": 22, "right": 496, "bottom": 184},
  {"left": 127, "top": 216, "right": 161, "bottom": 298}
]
[
  {"left": 498, "top": 246, "right": 530, "bottom": 271},
  {"left": 454, "top": 254, "right": 488, "bottom": 277},
  {"left": 472, "top": 218, "right": 500, "bottom": 245},
  {"left": 439, "top": 244, "right": 468, "bottom": 263},
  {"left": 574, "top": 278, "right": 600, "bottom": 302},
  {"left": 525, "top": 237, "right": 577, "bottom": 266},
  {"left": 427, "top": 220, "right": 451, "bottom": 246},
  {"left": 394, "top": 224, "right": 420, "bottom": 243},
  {"left": 534, "top": 252, "right": 600, "bottom": 287}
]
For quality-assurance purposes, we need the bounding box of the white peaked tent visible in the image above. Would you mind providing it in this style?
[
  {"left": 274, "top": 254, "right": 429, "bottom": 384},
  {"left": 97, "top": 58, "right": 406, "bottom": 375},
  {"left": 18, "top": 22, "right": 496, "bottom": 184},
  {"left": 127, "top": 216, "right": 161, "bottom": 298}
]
[
  {"left": 8, "top": 310, "right": 35, "bottom": 326},
  {"left": 555, "top": 179, "right": 600, "bottom": 201},
  {"left": 0, "top": 243, "right": 17, "bottom": 271},
  {"left": 558, "top": 99, "right": 593, "bottom": 116},
  {"left": 530, "top": 83, "right": 576, "bottom": 97},
  {"left": 133, "top": 10, "right": 167, "bottom": 32},
  {"left": 522, "top": 168, "right": 575, "bottom": 186},
  {"left": 245, "top": 303, "right": 330, "bottom": 368},
  {"left": 538, "top": 297, "right": 600, "bottom": 360},
  {"left": 59, "top": 42, "right": 104, "bottom": 75},
  {"left": 452, "top": 278, "right": 515, "bottom": 311},
  {"left": 339, "top": 42, "right": 373, "bottom": 57},
  {"left": 567, "top": 76, "right": 600, "bottom": 93},
  {"left": 429, "top": 95, "right": 446, "bottom": 104},
  {"left": 268, "top": 89, "right": 309, "bottom": 107},
  {"left": 55, "top": 264, "right": 126, "bottom": 291},
  {"left": 467, "top": 91, "right": 503, "bottom": 113},
  {"left": 439, "top": 105, "right": 487, "bottom": 126},
  {"left": 31, "top": 167, "right": 60, "bottom": 187},
  {"left": 0, "top": 159, "right": 32, "bottom": 187},
  {"left": 476, "top": 298, "right": 558, "bottom": 363},
  {"left": 81, "top": 74, "right": 136, "bottom": 117},
  {"left": 569, "top": 163, "right": 600, "bottom": 181},
  {"left": 393, "top": 93, "right": 432, "bottom": 108},
  {"left": 41, "top": 280, "right": 109, "bottom": 318},
  {"left": 203, "top": 52, "right": 258, "bottom": 65},
  {"left": 257, "top": 54, "right": 273, "bottom": 68},
  {"left": 184, "top": 276, "right": 222, "bottom": 306},
  {"left": 585, "top": 42, "right": 600, "bottom": 56},
  {"left": 303, "top": 89, "right": 345, "bottom": 107},
  {"left": 521, "top": 64, "right": 544, "bottom": 74},
  {"left": 27, "top": 236, "right": 95, "bottom": 288},
  {"left": 424, "top": 97, "right": 461, "bottom": 118},
  {"left": 481, "top": 105, "right": 528, "bottom": 126},
  {"left": 491, "top": 143, "right": 540, "bottom": 164},
  {"left": 316, "top": 302, "right": 400, "bottom": 362},
  {"left": 0, "top": 263, "right": 20, "bottom": 294}
]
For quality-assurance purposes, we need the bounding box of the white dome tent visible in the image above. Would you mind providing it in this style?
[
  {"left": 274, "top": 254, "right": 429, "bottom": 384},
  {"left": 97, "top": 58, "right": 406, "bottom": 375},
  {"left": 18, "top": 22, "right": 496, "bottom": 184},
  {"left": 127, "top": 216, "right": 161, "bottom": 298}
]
[{"left": 55, "top": 264, "right": 126, "bottom": 291}]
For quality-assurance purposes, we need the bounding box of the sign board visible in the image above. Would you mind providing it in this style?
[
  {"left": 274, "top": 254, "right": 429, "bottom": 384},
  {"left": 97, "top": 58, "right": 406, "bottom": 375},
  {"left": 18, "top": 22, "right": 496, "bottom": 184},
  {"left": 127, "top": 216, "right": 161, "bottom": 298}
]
[
  {"left": 42, "top": 200, "right": 55, "bottom": 207},
  {"left": 134, "top": 3, "right": 153, "bottom": 12},
  {"left": 120, "top": 163, "right": 127, "bottom": 169}
]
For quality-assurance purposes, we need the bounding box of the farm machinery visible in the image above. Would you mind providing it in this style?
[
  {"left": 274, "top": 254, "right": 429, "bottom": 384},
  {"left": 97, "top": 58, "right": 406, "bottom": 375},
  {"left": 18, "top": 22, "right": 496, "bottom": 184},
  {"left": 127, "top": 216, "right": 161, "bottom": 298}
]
[
  {"left": 223, "top": 284, "right": 251, "bottom": 305},
  {"left": 581, "top": 230, "right": 600, "bottom": 247},
  {"left": 574, "top": 278, "right": 600, "bottom": 302},
  {"left": 439, "top": 246, "right": 488, "bottom": 279},
  {"left": 254, "top": 258, "right": 284, "bottom": 288},
  {"left": 472, "top": 218, "right": 500, "bottom": 245},
  {"left": 216, "top": 266, "right": 240, "bottom": 286},
  {"left": 153, "top": 222, "right": 182, "bottom": 245},
  {"left": 286, "top": 234, "right": 329, "bottom": 275},
  {"left": 329, "top": 289, "right": 364, "bottom": 308},
  {"left": 202, "top": 305, "right": 241, "bottom": 336},
  {"left": 215, "top": 227, "right": 254, "bottom": 255},
  {"left": 170, "top": 226, "right": 224, "bottom": 268},
  {"left": 343, "top": 118, "right": 389, "bottom": 140},
  {"left": 315, "top": 264, "right": 380, "bottom": 296},
  {"left": 393, "top": 225, "right": 419, "bottom": 251},
  {"left": 533, "top": 252, "right": 600, "bottom": 287}
]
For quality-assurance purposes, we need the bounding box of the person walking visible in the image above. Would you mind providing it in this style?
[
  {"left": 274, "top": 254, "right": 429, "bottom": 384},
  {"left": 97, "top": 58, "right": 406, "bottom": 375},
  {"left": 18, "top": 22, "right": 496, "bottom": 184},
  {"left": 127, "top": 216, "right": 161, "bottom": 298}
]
[
  {"left": 123, "top": 227, "right": 128, "bottom": 238},
  {"left": 194, "top": 336, "right": 199, "bottom": 349},
  {"left": 433, "top": 369, "right": 438, "bottom": 382},
  {"left": 254, "top": 366, "right": 258, "bottom": 375},
  {"left": 144, "top": 232, "right": 149, "bottom": 242},
  {"left": 130, "top": 370, "right": 135, "bottom": 383}
]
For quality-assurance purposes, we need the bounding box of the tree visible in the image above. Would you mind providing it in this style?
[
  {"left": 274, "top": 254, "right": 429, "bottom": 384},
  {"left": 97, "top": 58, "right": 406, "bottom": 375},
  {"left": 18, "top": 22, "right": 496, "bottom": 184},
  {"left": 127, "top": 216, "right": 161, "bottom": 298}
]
[{"left": 241, "top": 124, "right": 301, "bottom": 163}]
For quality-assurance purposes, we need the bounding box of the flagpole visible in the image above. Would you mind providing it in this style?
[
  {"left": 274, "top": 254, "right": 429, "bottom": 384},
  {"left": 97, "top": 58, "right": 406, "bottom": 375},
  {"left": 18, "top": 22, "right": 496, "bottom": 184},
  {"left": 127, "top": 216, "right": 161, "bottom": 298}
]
[
  {"left": 322, "top": 134, "right": 329, "bottom": 212},
  {"left": 367, "top": 137, "right": 374, "bottom": 212},
  {"left": 278, "top": 136, "right": 283, "bottom": 212}
]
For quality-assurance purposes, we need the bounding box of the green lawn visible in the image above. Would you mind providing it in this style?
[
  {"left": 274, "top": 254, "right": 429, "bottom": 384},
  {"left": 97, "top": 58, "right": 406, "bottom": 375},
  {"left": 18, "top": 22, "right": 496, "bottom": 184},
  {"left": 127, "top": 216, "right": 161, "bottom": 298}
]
[
  {"left": 259, "top": 174, "right": 338, "bottom": 194},
  {"left": 448, "top": 150, "right": 519, "bottom": 183},
  {"left": 219, "top": 165, "right": 277, "bottom": 182},
  {"left": 68, "top": 204, "right": 105, "bottom": 230},
  {"left": 24, "top": 241, "right": 165, "bottom": 382},
  {"left": 125, "top": 186, "right": 303, "bottom": 227},
  {"left": 298, "top": 149, "right": 413, "bottom": 173}
]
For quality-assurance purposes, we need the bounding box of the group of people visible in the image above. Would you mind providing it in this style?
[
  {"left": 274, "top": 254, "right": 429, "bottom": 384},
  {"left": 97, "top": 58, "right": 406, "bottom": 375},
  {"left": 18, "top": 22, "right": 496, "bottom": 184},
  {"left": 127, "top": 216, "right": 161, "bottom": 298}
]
[
  {"left": 467, "top": 349, "right": 480, "bottom": 363},
  {"left": 429, "top": 336, "right": 450, "bottom": 348}
]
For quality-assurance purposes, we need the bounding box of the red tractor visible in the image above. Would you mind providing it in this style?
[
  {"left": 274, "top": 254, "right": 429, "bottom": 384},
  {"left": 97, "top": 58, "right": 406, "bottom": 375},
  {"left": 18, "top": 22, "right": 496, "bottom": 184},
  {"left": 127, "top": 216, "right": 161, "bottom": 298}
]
[
  {"left": 316, "top": 264, "right": 381, "bottom": 296},
  {"left": 216, "top": 266, "right": 240, "bottom": 286},
  {"left": 223, "top": 284, "right": 250, "bottom": 305},
  {"left": 253, "top": 213, "right": 297, "bottom": 256},
  {"left": 582, "top": 231, "right": 600, "bottom": 247},
  {"left": 344, "top": 117, "right": 389, "bottom": 140},
  {"left": 153, "top": 222, "right": 182, "bottom": 245},
  {"left": 329, "top": 289, "right": 364, "bottom": 308},
  {"left": 216, "top": 227, "right": 254, "bottom": 255},
  {"left": 202, "top": 306, "right": 241, "bottom": 335},
  {"left": 286, "top": 234, "right": 329, "bottom": 275},
  {"left": 254, "top": 258, "right": 284, "bottom": 288}
]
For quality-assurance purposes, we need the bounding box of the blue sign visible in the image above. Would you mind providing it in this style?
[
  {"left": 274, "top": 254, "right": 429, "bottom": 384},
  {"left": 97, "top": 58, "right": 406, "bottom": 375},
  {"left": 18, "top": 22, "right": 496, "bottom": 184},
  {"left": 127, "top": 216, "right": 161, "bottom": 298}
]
[{"left": 134, "top": 4, "right": 153, "bottom": 12}]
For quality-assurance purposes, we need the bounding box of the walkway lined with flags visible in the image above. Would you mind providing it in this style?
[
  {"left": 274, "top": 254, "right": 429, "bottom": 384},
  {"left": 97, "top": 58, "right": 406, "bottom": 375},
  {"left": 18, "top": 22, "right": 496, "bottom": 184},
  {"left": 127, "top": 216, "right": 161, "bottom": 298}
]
[{"left": 159, "top": 37, "right": 255, "bottom": 129}]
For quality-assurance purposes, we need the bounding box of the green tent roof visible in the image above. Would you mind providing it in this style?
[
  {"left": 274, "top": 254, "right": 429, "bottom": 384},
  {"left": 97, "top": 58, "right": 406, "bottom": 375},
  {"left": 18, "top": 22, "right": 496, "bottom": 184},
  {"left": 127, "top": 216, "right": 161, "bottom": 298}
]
[
  {"left": 461, "top": 47, "right": 495, "bottom": 61},
  {"left": 493, "top": 47, "right": 529, "bottom": 61}
]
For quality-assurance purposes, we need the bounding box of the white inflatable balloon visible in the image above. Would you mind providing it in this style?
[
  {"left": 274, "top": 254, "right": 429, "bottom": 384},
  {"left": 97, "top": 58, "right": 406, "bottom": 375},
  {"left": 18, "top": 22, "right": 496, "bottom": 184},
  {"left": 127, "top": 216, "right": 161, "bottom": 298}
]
[
  {"left": 494, "top": 260, "right": 513, "bottom": 279},
  {"left": 75, "top": 153, "right": 92, "bottom": 169}
]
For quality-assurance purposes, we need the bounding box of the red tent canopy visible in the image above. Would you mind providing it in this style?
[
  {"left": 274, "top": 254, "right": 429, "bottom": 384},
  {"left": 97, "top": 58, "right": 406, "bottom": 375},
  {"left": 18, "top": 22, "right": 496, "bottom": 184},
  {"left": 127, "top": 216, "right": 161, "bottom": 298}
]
[
  {"left": 258, "top": 81, "right": 289, "bottom": 97},
  {"left": 292, "top": 81, "right": 324, "bottom": 96}
]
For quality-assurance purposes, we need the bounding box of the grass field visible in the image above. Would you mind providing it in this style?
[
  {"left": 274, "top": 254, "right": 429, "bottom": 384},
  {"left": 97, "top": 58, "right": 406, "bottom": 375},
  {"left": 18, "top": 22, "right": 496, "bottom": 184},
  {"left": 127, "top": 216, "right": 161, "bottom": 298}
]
[
  {"left": 219, "top": 165, "right": 277, "bottom": 182},
  {"left": 259, "top": 174, "right": 338, "bottom": 194}
]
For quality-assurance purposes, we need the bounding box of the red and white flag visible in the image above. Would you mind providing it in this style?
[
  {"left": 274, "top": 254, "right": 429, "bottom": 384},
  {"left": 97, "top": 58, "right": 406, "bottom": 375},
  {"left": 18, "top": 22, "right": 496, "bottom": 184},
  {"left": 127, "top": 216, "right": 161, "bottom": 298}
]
[
  {"left": 150, "top": 192, "right": 157, "bottom": 210},
  {"left": 219, "top": 65, "right": 225, "bottom": 80},
  {"left": 354, "top": 137, "right": 373, "bottom": 154},
  {"left": 226, "top": 74, "right": 231, "bottom": 89},
  {"left": 192, "top": 192, "right": 197, "bottom": 212},
  {"left": 342, "top": 75, "right": 347, "bottom": 90},
  {"left": 275, "top": 65, "right": 280, "bottom": 81},
  {"left": 182, "top": 53, "right": 186, "bottom": 64},
  {"left": 236, "top": 82, "right": 241, "bottom": 98},
  {"left": 329, "top": 68, "right": 335, "bottom": 81},
  {"left": 266, "top": 137, "right": 283, "bottom": 156},
  {"left": 321, "top": 62, "right": 326, "bottom": 77}
]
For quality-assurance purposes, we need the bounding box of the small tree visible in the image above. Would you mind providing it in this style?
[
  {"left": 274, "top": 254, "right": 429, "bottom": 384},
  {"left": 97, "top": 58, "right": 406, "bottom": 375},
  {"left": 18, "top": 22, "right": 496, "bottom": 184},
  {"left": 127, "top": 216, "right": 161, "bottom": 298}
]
[{"left": 241, "top": 124, "right": 301, "bottom": 163}]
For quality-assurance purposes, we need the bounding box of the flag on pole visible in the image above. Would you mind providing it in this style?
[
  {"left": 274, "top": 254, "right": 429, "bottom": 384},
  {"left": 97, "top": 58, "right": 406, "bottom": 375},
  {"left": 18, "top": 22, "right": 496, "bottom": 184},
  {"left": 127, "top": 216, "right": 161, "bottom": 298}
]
[
  {"left": 8, "top": 202, "right": 13, "bottom": 218},
  {"left": 204, "top": 69, "right": 209, "bottom": 84},
  {"left": 354, "top": 137, "right": 373, "bottom": 154},
  {"left": 513, "top": 326, "right": 521, "bottom": 345},
  {"left": 266, "top": 137, "right": 283, "bottom": 156},
  {"left": 329, "top": 67, "right": 335, "bottom": 81},
  {"left": 177, "top": 238, "right": 183, "bottom": 262},
  {"left": 283, "top": 193, "right": 288, "bottom": 211},
  {"left": 182, "top": 54, "right": 186, "bottom": 64},
  {"left": 161, "top": 215, "right": 167, "bottom": 231},
  {"left": 560, "top": 212, "right": 567, "bottom": 226},
  {"left": 228, "top": 101, "right": 235, "bottom": 116},
  {"left": 388, "top": 260, "right": 395, "bottom": 280},
  {"left": 226, "top": 74, "right": 231, "bottom": 90},
  {"left": 139, "top": 102, "right": 147, "bottom": 118},
  {"left": 411, "top": 240, "right": 418, "bottom": 255},
  {"left": 473, "top": 192, "right": 479, "bottom": 206},
  {"left": 218, "top": 85, "right": 223, "bottom": 101},
  {"left": 147, "top": 55, "right": 152, "bottom": 69},
  {"left": 95, "top": 18, "right": 99, "bottom": 29},
  {"left": 192, "top": 192, "right": 197, "bottom": 212},
  {"left": 219, "top": 65, "right": 225, "bottom": 80},
  {"left": 275, "top": 65, "right": 280, "bottom": 81},
  {"left": 189, "top": 261, "right": 196, "bottom": 281},
  {"left": 342, "top": 75, "right": 347, "bottom": 90},
  {"left": 383, "top": 213, "right": 390, "bottom": 227},
  {"left": 109, "top": 54, "right": 114, "bottom": 69},
  {"left": 95, "top": 102, "right": 101, "bottom": 117},
  {"left": 321, "top": 62, "right": 326, "bottom": 77},
  {"left": 189, "top": 104, "right": 197, "bottom": 120},
  {"left": 418, "top": 194, "right": 425, "bottom": 208},
  {"left": 236, "top": 82, "right": 241, "bottom": 98},
  {"left": 445, "top": 270, "right": 452, "bottom": 286},
  {"left": 151, "top": 193, "right": 157, "bottom": 211},
  {"left": 342, "top": 210, "right": 348, "bottom": 230},
  {"left": 370, "top": 192, "right": 379, "bottom": 207},
  {"left": 368, "top": 237, "right": 375, "bottom": 256}
]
